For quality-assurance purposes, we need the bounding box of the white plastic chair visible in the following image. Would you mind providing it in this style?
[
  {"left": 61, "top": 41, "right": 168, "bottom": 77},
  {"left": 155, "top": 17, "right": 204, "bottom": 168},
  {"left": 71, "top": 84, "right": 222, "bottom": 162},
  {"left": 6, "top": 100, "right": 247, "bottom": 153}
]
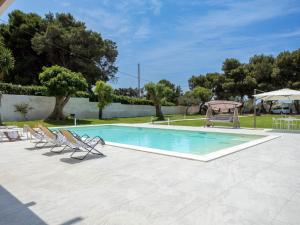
[
  {"left": 286, "top": 118, "right": 297, "bottom": 130},
  {"left": 272, "top": 118, "right": 281, "bottom": 129}
]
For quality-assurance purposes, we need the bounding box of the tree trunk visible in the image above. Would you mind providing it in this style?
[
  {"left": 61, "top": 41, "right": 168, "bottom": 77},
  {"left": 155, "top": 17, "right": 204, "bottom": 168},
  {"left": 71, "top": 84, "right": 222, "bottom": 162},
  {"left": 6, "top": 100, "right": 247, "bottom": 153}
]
[
  {"left": 185, "top": 105, "right": 190, "bottom": 115},
  {"left": 48, "top": 96, "right": 70, "bottom": 120},
  {"left": 198, "top": 103, "right": 205, "bottom": 114},
  {"left": 0, "top": 72, "right": 4, "bottom": 81},
  {"left": 155, "top": 104, "right": 164, "bottom": 120},
  {"left": 260, "top": 100, "right": 266, "bottom": 114},
  {"left": 268, "top": 101, "right": 274, "bottom": 113},
  {"left": 98, "top": 108, "right": 103, "bottom": 119}
]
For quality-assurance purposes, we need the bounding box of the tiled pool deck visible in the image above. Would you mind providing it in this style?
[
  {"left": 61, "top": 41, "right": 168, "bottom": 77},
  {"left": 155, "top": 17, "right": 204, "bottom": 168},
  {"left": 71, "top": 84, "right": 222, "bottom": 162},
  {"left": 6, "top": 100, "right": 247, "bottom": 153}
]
[{"left": 0, "top": 125, "right": 299, "bottom": 225}]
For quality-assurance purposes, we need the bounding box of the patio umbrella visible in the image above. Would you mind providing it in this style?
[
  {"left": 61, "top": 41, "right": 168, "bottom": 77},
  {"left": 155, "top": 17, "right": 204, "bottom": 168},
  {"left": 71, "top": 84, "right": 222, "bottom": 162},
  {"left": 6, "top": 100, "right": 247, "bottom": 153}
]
[
  {"left": 252, "top": 88, "right": 300, "bottom": 128},
  {"left": 253, "top": 88, "right": 300, "bottom": 101}
]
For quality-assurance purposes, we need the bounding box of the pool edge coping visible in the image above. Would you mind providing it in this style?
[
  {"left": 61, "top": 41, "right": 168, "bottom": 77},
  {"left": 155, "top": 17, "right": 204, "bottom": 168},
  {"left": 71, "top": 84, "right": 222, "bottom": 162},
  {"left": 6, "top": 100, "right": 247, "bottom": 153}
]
[
  {"left": 52, "top": 123, "right": 280, "bottom": 162},
  {"left": 103, "top": 135, "right": 279, "bottom": 162}
]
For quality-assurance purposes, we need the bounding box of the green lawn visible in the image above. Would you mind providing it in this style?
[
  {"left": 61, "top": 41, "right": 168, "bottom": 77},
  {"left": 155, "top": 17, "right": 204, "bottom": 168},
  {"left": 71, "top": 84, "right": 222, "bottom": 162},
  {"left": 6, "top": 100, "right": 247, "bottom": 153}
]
[
  {"left": 3, "top": 114, "right": 200, "bottom": 128},
  {"left": 4, "top": 114, "right": 300, "bottom": 129},
  {"left": 163, "top": 114, "right": 300, "bottom": 129}
]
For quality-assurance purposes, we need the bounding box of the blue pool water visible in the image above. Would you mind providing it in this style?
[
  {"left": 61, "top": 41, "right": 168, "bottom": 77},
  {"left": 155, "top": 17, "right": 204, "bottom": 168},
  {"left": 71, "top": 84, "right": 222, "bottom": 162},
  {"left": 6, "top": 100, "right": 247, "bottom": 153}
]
[{"left": 62, "top": 125, "right": 263, "bottom": 155}]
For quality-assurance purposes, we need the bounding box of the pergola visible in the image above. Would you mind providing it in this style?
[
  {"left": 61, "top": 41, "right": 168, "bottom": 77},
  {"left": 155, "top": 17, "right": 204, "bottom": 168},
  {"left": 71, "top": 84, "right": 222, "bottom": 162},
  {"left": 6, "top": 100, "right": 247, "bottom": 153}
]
[{"left": 253, "top": 88, "right": 300, "bottom": 128}]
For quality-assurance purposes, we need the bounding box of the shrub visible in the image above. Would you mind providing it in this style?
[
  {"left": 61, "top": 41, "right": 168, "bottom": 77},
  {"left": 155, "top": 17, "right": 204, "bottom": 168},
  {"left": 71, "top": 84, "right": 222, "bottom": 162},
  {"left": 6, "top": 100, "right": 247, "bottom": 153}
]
[
  {"left": 113, "top": 95, "right": 153, "bottom": 105},
  {"left": 74, "top": 91, "right": 90, "bottom": 98},
  {"left": 0, "top": 82, "right": 89, "bottom": 97},
  {"left": 0, "top": 83, "right": 47, "bottom": 96},
  {"left": 91, "top": 94, "right": 175, "bottom": 106},
  {"left": 14, "top": 103, "right": 33, "bottom": 120},
  {"left": 0, "top": 82, "right": 175, "bottom": 106}
]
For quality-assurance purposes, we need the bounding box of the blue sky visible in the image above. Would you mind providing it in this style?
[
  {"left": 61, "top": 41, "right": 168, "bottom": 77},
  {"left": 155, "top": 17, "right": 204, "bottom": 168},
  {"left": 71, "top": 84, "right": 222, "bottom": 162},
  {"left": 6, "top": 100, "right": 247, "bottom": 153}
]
[{"left": 1, "top": 0, "right": 300, "bottom": 90}]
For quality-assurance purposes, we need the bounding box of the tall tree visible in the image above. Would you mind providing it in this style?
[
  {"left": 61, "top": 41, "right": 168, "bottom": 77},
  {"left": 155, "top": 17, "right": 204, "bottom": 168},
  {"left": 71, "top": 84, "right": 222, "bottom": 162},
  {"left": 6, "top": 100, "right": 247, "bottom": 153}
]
[
  {"left": 272, "top": 49, "right": 300, "bottom": 89},
  {"left": 114, "top": 87, "right": 140, "bottom": 97},
  {"left": 0, "top": 41, "right": 15, "bottom": 80},
  {"left": 0, "top": 10, "right": 45, "bottom": 84},
  {"left": 249, "top": 55, "right": 275, "bottom": 91},
  {"left": 272, "top": 49, "right": 300, "bottom": 113},
  {"left": 178, "top": 91, "right": 199, "bottom": 115},
  {"left": 188, "top": 73, "right": 226, "bottom": 99},
  {"left": 158, "top": 79, "right": 182, "bottom": 104},
  {"left": 145, "top": 82, "right": 172, "bottom": 120},
  {"left": 192, "top": 87, "right": 213, "bottom": 114},
  {"left": 32, "top": 12, "right": 118, "bottom": 87},
  {"left": 39, "top": 65, "right": 87, "bottom": 120},
  {"left": 93, "top": 80, "right": 114, "bottom": 119},
  {"left": 222, "top": 59, "right": 256, "bottom": 101},
  {"left": 222, "top": 58, "right": 241, "bottom": 75}
]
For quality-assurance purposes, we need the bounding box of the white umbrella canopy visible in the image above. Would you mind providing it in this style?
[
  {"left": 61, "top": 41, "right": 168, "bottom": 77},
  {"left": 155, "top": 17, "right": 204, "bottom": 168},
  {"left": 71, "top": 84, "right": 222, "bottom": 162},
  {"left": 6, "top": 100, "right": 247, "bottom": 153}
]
[{"left": 253, "top": 88, "right": 300, "bottom": 101}]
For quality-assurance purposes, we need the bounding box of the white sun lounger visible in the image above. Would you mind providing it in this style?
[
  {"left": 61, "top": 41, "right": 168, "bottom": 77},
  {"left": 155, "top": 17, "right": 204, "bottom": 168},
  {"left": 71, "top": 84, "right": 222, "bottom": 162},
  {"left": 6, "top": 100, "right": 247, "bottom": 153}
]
[{"left": 59, "top": 129, "right": 105, "bottom": 160}]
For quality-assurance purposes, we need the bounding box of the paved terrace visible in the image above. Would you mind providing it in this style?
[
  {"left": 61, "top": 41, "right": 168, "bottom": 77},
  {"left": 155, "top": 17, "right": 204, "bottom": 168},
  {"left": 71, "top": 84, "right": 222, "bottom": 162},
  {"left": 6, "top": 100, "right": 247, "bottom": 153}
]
[{"left": 0, "top": 127, "right": 299, "bottom": 225}]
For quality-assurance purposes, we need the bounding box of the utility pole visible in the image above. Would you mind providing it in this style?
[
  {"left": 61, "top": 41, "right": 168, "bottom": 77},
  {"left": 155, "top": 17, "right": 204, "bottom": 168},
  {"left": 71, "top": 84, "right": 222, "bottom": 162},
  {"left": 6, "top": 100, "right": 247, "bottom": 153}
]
[{"left": 138, "top": 63, "right": 141, "bottom": 97}]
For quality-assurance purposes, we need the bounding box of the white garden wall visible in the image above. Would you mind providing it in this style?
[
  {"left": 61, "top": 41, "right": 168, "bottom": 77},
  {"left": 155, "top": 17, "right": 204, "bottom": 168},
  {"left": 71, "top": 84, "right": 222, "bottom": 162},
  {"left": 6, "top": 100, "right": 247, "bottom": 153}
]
[{"left": 0, "top": 94, "right": 185, "bottom": 121}]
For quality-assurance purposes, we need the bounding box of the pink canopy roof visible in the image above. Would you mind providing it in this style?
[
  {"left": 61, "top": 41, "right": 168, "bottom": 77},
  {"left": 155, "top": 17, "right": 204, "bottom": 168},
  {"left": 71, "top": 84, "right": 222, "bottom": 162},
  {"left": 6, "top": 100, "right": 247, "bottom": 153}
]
[{"left": 205, "top": 100, "right": 242, "bottom": 111}]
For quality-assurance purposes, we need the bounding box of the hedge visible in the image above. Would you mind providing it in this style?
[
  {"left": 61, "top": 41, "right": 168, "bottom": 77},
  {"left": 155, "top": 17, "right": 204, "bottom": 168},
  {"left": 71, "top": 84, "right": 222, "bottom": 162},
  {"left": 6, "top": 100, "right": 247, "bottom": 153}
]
[
  {"left": 113, "top": 95, "right": 175, "bottom": 106},
  {"left": 113, "top": 95, "right": 153, "bottom": 105},
  {"left": 0, "top": 82, "right": 176, "bottom": 106},
  {"left": 0, "top": 83, "right": 89, "bottom": 98},
  {"left": 0, "top": 83, "right": 48, "bottom": 96}
]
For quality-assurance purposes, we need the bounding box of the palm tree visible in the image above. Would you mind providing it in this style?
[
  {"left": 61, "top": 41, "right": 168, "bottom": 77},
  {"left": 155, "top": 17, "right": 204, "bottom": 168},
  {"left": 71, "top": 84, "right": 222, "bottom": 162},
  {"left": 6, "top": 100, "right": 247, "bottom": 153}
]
[
  {"left": 145, "top": 82, "right": 172, "bottom": 120},
  {"left": 0, "top": 42, "right": 15, "bottom": 80}
]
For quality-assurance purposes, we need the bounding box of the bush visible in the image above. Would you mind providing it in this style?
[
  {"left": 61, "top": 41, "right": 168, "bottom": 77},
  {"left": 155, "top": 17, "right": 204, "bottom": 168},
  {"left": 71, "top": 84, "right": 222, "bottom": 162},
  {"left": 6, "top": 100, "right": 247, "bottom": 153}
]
[
  {"left": 74, "top": 91, "right": 90, "bottom": 98},
  {"left": 0, "top": 82, "right": 89, "bottom": 97},
  {"left": 0, "top": 83, "right": 48, "bottom": 96},
  {"left": 0, "top": 82, "right": 175, "bottom": 106},
  {"left": 161, "top": 100, "right": 175, "bottom": 106},
  {"left": 113, "top": 95, "right": 153, "bottom": 105},
  {"left": 112, "top": 95, "right": 175, "bottom": 106}
]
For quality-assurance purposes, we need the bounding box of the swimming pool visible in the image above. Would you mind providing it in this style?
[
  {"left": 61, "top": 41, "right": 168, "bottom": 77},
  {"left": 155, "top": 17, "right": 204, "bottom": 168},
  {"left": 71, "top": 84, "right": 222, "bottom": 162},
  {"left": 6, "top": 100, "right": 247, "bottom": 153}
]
[{"left": 62, "top": 125, "right": 276, "bottom": 161}]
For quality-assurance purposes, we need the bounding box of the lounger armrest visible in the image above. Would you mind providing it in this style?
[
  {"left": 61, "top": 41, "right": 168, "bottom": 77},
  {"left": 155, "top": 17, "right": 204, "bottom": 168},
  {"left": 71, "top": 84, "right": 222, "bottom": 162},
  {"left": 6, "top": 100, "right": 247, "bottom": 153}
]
[
  {"left": 72, "top": 131, "right": 90, "bottom": 139},
  {"left": 81, "top": 134, "right": 90, "bottom": 139},
  {"left": 85, "top": 136, "right": 105, "bottom": 145}
]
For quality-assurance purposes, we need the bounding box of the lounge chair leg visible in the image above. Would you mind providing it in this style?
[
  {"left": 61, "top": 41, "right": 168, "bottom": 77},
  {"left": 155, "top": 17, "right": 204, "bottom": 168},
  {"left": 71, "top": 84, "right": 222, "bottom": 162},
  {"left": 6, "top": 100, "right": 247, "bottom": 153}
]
[
  {"left": 70, "top": 147, "right": 104, "bottom": 160},
  {"left": 90, "top": 147, "right": 104, "bottom": 156},
  {"left": 34, "top": 140, "right": 47, "bottom": 148},
  {"left": 70, "top": 147, "right": 86, "bottom": 160},
  {"left": 50, "top": 145, "right": 68, "bottom": 153}
]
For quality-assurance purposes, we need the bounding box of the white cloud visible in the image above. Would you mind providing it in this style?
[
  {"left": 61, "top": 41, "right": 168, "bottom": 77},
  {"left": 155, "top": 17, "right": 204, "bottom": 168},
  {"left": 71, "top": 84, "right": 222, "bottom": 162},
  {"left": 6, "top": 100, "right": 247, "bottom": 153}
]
[
  {"left": 274, "top": 29, "right": 300, "bottom": 38},
  {"left": 134, "top": 23, "right": 151, "bottom": 40},
  {"left": 75, "top": 0, "right": 161, "bottom": 42},
  {"left": 150, "top": 0, "right": 162, "bottom": 15},
  {"left": 184, "top": 0, "right": 299, "bottom": 34},
  {"left": 69, "top": 0, "right": 299, "bottom": 88}
]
